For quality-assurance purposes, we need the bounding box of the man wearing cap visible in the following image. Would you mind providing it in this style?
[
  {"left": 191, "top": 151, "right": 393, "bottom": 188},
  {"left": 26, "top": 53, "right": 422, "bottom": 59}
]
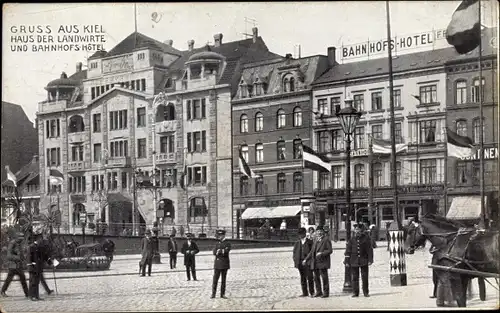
[
  {"left": 27, "top": 232, "right": 45, "bottom": 301},
  {"left": 344, "top": 223, "right": 373, "bottom": 298},
  {"left": 293, "top": 227, "right": 314, "bottom": 297},
  {"left": 211, "top": 229, "right": 231, "bottom": 299},
  {"left": 181, "top": 233, "right": 199, "bottom": 281},
  {"left": 304, "top": 225, "right": 332, "bottom": 298},
  {"left": 1, "top": 232, "right": 29, "bottom": 298},
  {"left": 140, "top": 229, "right": 154, "bottom": 277},
  {"left": 167, "top": 234, "right": 178, "bottom": 269}
]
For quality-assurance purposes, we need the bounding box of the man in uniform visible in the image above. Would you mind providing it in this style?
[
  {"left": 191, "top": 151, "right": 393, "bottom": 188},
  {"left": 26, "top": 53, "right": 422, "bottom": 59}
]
[
  {"left": 167, "top": 234, "right": 178, "bottom": 269},
  {"left": 292, "top": 227, "right": 314, "bottom": 297},
  {"left": 344, "top": 223, "right": 373, "bottom": 298},
  {"left": 140, "top": 229, "right": 154, "bottom": 276},
  {"left": 211, "top": 229, "right": 231, "bottom": 299},
  {"left": 1, "top": 232, "right": 29, "bottom": 298},
  {"left": 181, "top": 233, "right": 199, "bottom": 281},
  {"left": 27, "top": 232, "right": 45, "bottom": 301},
  {"left": 38, "top": 232, "right": 54, "bottom": 295},
  {"left": 304, "top": 225, "right": 332, "bottom": 298}
]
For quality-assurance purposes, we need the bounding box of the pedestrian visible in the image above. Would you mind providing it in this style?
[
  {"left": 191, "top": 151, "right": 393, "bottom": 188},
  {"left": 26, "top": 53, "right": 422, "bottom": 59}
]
[
  {"left": 307, "top": 227, "right": 315, "bottom": 241},
  {"left": 280, "top": 219, "right": 288, "bottom": 240},
  {"left": 344, "top": 223, "right": 373, "bottom": 298},
  {"left": 304, "top": 225, "right": 332, "bottom": 298},
  {"left": 0, "top": 232, "right": 29, "bottom": 298},
  {"left": 167, "top": 234, "right": 178, "bottom": 269},
  {"left": 140, "top": 229, "right": 154, "bottom": 277},
  {"left": 369, "top": 224, "right": 377, "bottom": 248},
  {"left": 181, "top": 233, "right": 199, "bottom": 281},
  {"left": 171, "top": 226, "right": 177, "bottom": 238},
  {"left": 179, "top": 225, "right": 185, "bottom": 237},
  {"left": 27, "top": 232, "right": 45, "bottom": 301},
  {"left": 429, "top": 244, "right": 439, "bottom": 299},
  {"left": 38, "top": 232, "right": 54, "bottom": 296},
  {"left": 385, "top": 222, "right": 391, "bottom": 251},
  {"left": 293, "top": 227, "right": 314, "bottom": 297},
  {"left": 211, "top": 229, "right": 231, "bottom": 299}
]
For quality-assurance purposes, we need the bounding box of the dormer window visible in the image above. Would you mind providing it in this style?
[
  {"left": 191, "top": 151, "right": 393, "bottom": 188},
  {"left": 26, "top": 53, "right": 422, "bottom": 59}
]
[
  {"left": 283, "top": 78, "right": 289, "bottom": 92},
  {"left": 289, "top": 77, "right": 295, "bottom": 92},
  {"left": 254, "top": 79, "right": 263, "bottom": 96},
  {"left": 90, "top": 62, "right": 98, "bottom": 69},
  {"left": 239, "top": 81, "right": 248, "bottom": 98},
  {"left": 283, "top": 74, "right": 295, "bottom": 92},
  {"left": 138, "top": 53, "right": 145, "bottom": 60}
]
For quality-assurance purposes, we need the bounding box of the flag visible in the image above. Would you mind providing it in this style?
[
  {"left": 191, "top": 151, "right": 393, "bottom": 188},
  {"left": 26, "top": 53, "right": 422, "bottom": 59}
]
[
  {"left": 49, "top": 169, "right": 64, "bottom": 185},
  {"left": 371, "top": 138, "right": 408, "bottom": 155},
  {"left": 446, "top": 128, "right": 476, "bottom": 158},
  {"left": 5, "top": 166, "right": 17, "bottom": 187},
  {"left": 179, "top": 165, "right": 187, "bottom": 189},
  {"left": 239, "top": 149, "right": 258, "bottom": 178},
  {"left": 446, "top": 0, "right": 481, "bottom": 54},
  {"left": 302, "top": 145, "right": 331, "bottom": 172}
]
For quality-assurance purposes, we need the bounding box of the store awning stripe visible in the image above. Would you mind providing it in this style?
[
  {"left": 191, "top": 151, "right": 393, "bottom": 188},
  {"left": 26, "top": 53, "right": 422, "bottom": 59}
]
[
  {"left": 241, "top": 206, "right": 301, "bottom": 220},
  {"left": 446, "top": 196, "right": 485, "bottom": 220}
]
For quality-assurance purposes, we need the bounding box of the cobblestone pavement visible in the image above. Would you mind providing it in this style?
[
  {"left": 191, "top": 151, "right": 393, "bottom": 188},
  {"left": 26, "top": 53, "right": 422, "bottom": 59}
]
[{"left": 0, "top": 244, "right": 497, "bottom": 312}]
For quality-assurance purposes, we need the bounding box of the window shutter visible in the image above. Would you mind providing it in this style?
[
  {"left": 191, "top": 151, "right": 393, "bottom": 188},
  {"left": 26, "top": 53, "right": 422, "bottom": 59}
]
[
  {"left": 187, "top": 100, "right": 192, "bottom": 120},
  {"left": 46, "top": 120, "right": 50, "bottom": 138},
  {"left": 57, "top": 119, "right": 60, "bottom": 137},
  {"left": 202, "top": 166, "right": 207, "bottom": 184},
  {"left": 188, "top": 167, "right": 192, "bottom": 185},
  {"left": 202, "top": 131, "right": 206, "bottom": 151},
  {"left": 201, "top": 98, "right": 206, "bottom": 118},
  {"left": 187, "top": 133, "right": 192, "bottom": 152}
]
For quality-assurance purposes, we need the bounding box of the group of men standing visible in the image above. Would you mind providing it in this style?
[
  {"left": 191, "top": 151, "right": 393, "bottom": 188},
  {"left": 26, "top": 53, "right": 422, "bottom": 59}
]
[{"left": 293, "top": 223, "right": 373, "bottom": 299}]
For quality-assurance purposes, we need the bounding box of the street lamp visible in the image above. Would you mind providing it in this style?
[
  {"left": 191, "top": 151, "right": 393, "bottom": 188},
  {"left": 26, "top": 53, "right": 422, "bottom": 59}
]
[{"left": 336, "top": 95, "right": 362, "bottom": 293}]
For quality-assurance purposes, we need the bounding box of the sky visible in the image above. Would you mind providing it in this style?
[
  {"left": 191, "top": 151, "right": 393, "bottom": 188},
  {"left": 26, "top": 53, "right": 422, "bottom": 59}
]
[{"left": 2, "top": 1, "right": 498, "bottom": 123}]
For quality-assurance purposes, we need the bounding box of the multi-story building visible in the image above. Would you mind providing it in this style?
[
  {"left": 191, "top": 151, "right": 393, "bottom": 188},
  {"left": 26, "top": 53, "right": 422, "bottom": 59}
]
[
  {"left": 445, "top": 28, "right": 498, "bottom": 222},
  {"left": 310, "top": 47, "right": 460, "bottom": 239},
  {"left": 231, "top": 50, "right": 333, "bottom": 235}
]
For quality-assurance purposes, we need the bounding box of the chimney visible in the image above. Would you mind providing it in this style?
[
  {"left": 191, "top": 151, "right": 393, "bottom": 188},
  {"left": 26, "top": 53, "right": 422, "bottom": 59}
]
[
  {"left": 285, "top": 53, "right": 292, "bottom": 59},
  {"left": 164, "top": 39, "right": 173, "bottom": 46},
  {"left": 252, "top": 27, "right": 258, "bottom": 43},
  {"left": 76, "top": 62, "right": 82, "bottom": 73},
  {"left": 327, "top": 46, "right": 336, "bottom": 66},
  {"left": 214, "top": 33, "right": 223, "bottom": 47},
  {"left": 188, "top": 40, "right": 195, "bottom": 51}
]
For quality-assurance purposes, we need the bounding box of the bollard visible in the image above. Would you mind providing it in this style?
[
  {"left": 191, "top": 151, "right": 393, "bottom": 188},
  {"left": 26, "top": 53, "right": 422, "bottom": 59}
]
[{"left": 388, "top": 224, "right": 407, "bottom": 286}]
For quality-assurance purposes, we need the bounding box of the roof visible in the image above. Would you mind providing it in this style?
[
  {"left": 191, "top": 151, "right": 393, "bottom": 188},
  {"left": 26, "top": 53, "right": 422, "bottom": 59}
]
[
  {"left": 104, "top": 32, "right": 182, "bottom": 58},
  {"left": 69, "top": 69, "right": 88, "bottom": 82},
  {"left": 47, "top": 72, "right": 80, "bottom": 88},
  {"left": 187, "top": 50, "right": 225, "bottom": 63},
  {"left": 1, "top": 156, "right": 39, "bottom": 187}
]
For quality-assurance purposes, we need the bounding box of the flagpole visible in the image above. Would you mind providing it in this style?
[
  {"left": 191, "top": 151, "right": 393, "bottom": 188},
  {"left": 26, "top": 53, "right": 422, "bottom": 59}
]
[
  {"left": 478, "top": 0, "right": 486, "bottom": 228},
  {"left": 368, "top": 134, "right": 374, "bottom": 226},
  {"left": 443, "top": 127, "right": 449, "bottom": 215}
]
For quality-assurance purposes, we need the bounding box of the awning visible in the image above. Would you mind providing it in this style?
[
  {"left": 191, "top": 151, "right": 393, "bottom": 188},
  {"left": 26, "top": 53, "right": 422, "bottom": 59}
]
[
  {"left": 107, "top": 193, "right": 132, "bottom": 203},
  {"left": 241, "top": 205, "right": 301, "bottom": 220},
  {"left": 447, "top": 196, "right": 486, "bottom": 220}
]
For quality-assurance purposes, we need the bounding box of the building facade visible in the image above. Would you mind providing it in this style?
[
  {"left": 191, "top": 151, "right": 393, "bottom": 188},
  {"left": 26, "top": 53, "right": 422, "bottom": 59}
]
[
  {"left": 310, "top": 47, "right": 461, "bottom": 240},
  {"left": 231, "top": 51, "right": 332, "bottom": 236}
]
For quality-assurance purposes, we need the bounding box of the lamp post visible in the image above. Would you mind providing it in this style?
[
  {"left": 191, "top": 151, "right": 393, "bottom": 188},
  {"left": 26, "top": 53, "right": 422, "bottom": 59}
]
[
  {"left": 336, "top": 95, "right": 362, "bottom": 293},
  {"left": 151, "top": 92, "right": 166, "bottom": 229}
]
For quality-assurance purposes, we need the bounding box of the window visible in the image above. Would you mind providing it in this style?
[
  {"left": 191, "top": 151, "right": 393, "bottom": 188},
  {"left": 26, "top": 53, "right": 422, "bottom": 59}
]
[
  {"left": 241, "top": 145, "right": 249, "bottom": 162},
  {"left": 289, "top": 77, "right": 295, "bottom": 92},
  {"left": 317, "top": 99, "right": 328, "bottom": 115},
  {"left": 240, "top": 114, "right": 249, "bottom": 133},
  {"left": 395, "top": 123, "right": 402, "bottom": 143},
  {"left": 277, "top": 109, "right": 286, "bottom": 128},
  {"left": 332, "top": 166, "right": 343, "bottom": 189},
  {"left": 240, "top": 177, "right": 249, "bottom": 196},
  {"left": 456, "top": 162, "right": 468, "bottom": 184},
  {"left": 371, "top": 125, "right": 383, "bottom": 139},
  {"left": 187, "top": 131, "right": 207, "bottom": 152},
  {"left": 319, "top": 172, "right": 330, "bottom": 190},
  {"left": 373, "top": 163, "right": 383, "bottom": 187},
  {"left": 255, "top": 176, "right": 264, "bottom": 195},
  {"left": 91, "top": 175, "right": 104, "bottom": 192},
  {"left": 90, "top": 62, "right": 98, "bottom": 69},
  {"left": 395, "top": 161, "right": 402, "bottom": 185},
  {"left": 110, "top": 140, "right": 128, "bottom": 157},
  {"left": 46, "top": 119, "right": 60, "bottom": 138},
  {"left": 293, "top": 172, "right": 302, "bottom": 193},
  {"left": 456, "top": 120, "right": 467, "bottom": 137},
  {"left": 93, "top": 114, "right": 101, "bottom": 133},
  {"left": 332, "top": 129, "right": 344, "bottom": 151},
  {"left": 277, "top": 173, "right": 286, "bottom": 193},
  {"left": 318, "top": 131, "right": 331, "bottom": 153},
  {"left": 141, "top": 79, "right": 146, "bottom": 91},
  {"left": 187, "top": 166, "right": 207, "bottom": 185},
  {"left": 293, "top": 139, "right": 302, "bottom": 159},
  {"left": 354, "top": 164, "right": 365, "bottom": 188},
  {"left": 137, "top": 138, "right": 147, "bottom": 159},
  {"left": 330, "top": 97, "right": 341, "bottom": 115},
  {"left": 277, "top": 140, "right": 286, "bottom": 160},
  {"left": 419, "top": 85, "right": 437, "bottom": 104},
  {"left": 471, "top": 78, "right": 485, "bottom": 103},
  {"left": 472, "top": 162, "right": 480, "bottom": 184},
  {"left": 353, "top": 94, "right": 364, "bottom": 112},
  {"left": 137, "top": 107, "right": 146, "bottom": 127},
  {"left": 93, "top": 144, "right": 102, "bottom": 163},
  {"left": 283, "top": 78, "right": 289, "bottom": 92},
  {"left": 162, "top": 104, "right": 175, "bottom": 121},
  {"left": 420, "top": 159, "right": 437, "bottom": 184},
  {"left": 255, "top": 144, "right": 264, "bottom": 163},
  {"left": 419, "top": 120, "right": 437, "bottom": 143},
  {"left": 255, "top": 112, "right": 263, "bottom": 132},
  {"left": 393, "top": 89, "right": 401, "bottom": 108},
  {"left": 188, "top": 197, "right": 207, "bottom": 222},
  {"left": 109, "top": 110, "right": 128, "bottom": 130},
  {"left": 455, "top": 81, "right": 467, "bottom": 104},
  {"left": 186, "top": 99, "right": 206, "bottom": 120},
  {"left": 371, "top": 91, "right": 382, "bottom": 111},
  {"left": 68, "top": 176, "right": 86, "bottom": 193},
  {"left": 293, "top": 107, "right": 302, "bottom": 127},
  {"left": 160, "top": 135, "right": 175, "bottom": 153},
  {"left": 122, "top": 172, "right": 128, "bottom": 189},
  {"left": 72, "top": 204, "right": 86, "bottom": 226},
  {"left": 46, "top": 148, "right": 61, "bottom": 166},
  {"left": 354, "top": 126, "right": 365, "bottom": 149},
  {"left": 472, "top": 118, "right": 484, "bottom": 144},
  {"left": 254, "top": 81, "right": 263, "bottom": 96},
  {"left": 138, "top": 53, "right": 145, "bottom": 60},
  {"left": 71, "top": 145, "right": 84, "bottom": 162},
  {"left": 68, "top": 115, "right": 85, "bottom": 133}
]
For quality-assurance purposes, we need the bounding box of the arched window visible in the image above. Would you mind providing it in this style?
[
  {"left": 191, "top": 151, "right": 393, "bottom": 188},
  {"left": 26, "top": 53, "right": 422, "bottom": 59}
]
[
  {"left": 188, "top": 196, "right": 207, "bottom": 223},
  {"left": 354, "top": 164, "right": 365, "bottom": 188},
  {"left": 255, "top": 143, "right": 264, "bottom": 163},
  {"left": 283, "top": 78, "right": 289, "bottom": 92},
  {"left": 277, "top": 140, "right": 286, "bottom": 160},
  {"left": 277, "top": 109, "right": 286, "bottom": 128},
  {"left": 455, "top": 80, "right": 467, "bottom": 104},
  {"left": 159, "top": 103, "right": 176, "bottom": 121},
  {"left": 240, "top": 144, "right": 249, "bottom": 162},
  {"left": 69, "top": 115, "right": 85, "bottom": 133},
  {"left": 293, "top": 172, "right": 302, "bottom": 193},
  {"left": 289, "top": 77, "right": 295, "bottom": 92},
  {"left": 293, "top": 107, "right": 302, "bottom": 127},
  {"left": 277, "top": 173, "right": 286, "bottom": 193},
  {"left": 240, "top": 176, "right": 249, "bottom": 196},
  {"left": 255, "top": 175, "right": 264, "bottom": 195},
  {"left": 255, "top": 112, "right": 263, "bottom": 132},
  {"left": 455, "top": 120, "right": 467, "bottom": 137},
  {"left": 372, "top": 162, "right": 383, "bottom": 187},
  {"left": 471, "top": 77, "right": 485, "bottom": 103},
  {"left": 293, "top": 139, "right": 302, "bottom": 159},
  {"left": 472, "top": 118, "right": 484, "bottom": 144},
  {"left": 72, "top": 203, "right": 86, "bottom": 226},
  {"left": 240, "top": 114, "right": 249, "bottom": 133}
]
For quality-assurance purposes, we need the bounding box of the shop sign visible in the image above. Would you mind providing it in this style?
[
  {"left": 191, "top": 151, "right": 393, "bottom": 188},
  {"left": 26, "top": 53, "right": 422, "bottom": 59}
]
[{"left": 460, "top": 147, "right": 498, "bottom": 161}]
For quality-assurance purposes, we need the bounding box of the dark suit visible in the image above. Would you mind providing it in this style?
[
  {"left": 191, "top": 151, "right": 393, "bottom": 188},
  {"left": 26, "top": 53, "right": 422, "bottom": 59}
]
[
  {"left": 140, "top": 236, "right": 154, "bottom": 276},
  {"left": 305, "top": 236, "right": 332, "bottom": 296},
  {"left": 27, "top": 241, "right": 44, "bottom": 299},
  {"left": 181, "top": 240, "right": 199, "bottom": 280},
  {"left": 167, "top": 239, "right": 178, "bottom": 269},
  {"left": 345, "top": 232, "right": 373, "bottom": 296},
  {"left": 293, "top": 237, "right": 314, "bottom": 296},
  {"left": 1, "top": 239, "right": 29, "bottom": 297},
  {"left": 212, "top": 239, "right": 231, "bottom": 297}
]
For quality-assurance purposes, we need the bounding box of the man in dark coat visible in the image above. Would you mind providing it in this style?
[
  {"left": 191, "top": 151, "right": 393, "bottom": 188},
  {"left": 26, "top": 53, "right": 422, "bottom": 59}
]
[
  {"left": 38, "top": 233, "right": 54, "bottom": 295},
  {"left": 27, "top": 232, "right": 45, "bottom": 301},
  {"left": 293, "top": 227, "right": 314, "bottom": 297},
  {"left": 181, "top": 233, "right": 199, "bottom": 281},
  {"left": 140, "top": 229, "right": 154, "bottom": 276},
  {"left": 167, "top": 234, "right": 178, "bottom": 269},
  {"left": 1, "top": 232, "right": 29, "bottom": 298},
  {"left": 429, "top": 244, "right": 439, "bottom": 299},
  {"left": 211, "top": 229, "right": 231, "bottom": 299},
  {"left": 344, "top": 223, "right": 373, "bottom": 297},
  {"left": 304, "top": 225, "right": 332, "bottom": 298}
]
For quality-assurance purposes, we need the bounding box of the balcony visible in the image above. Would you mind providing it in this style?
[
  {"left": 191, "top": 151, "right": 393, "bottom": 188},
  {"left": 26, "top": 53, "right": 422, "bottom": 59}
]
[
  {"left": 156, "top": 152, "right": 176, "bottom": 163},
  {"left": 68, "top": 161, "right": 85, "bottom": 172},
  {"left": 107, "top": 156, "right": 131, "bottom": 167},
  {"left": 155, "top": 120, "right": 178, "bottom": 134},
  {"left": 68, "top": 132, "right": 86, "bottom": 143},
  {"left": 38, "top": 99, "right": 67, "bottom": 113}
]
